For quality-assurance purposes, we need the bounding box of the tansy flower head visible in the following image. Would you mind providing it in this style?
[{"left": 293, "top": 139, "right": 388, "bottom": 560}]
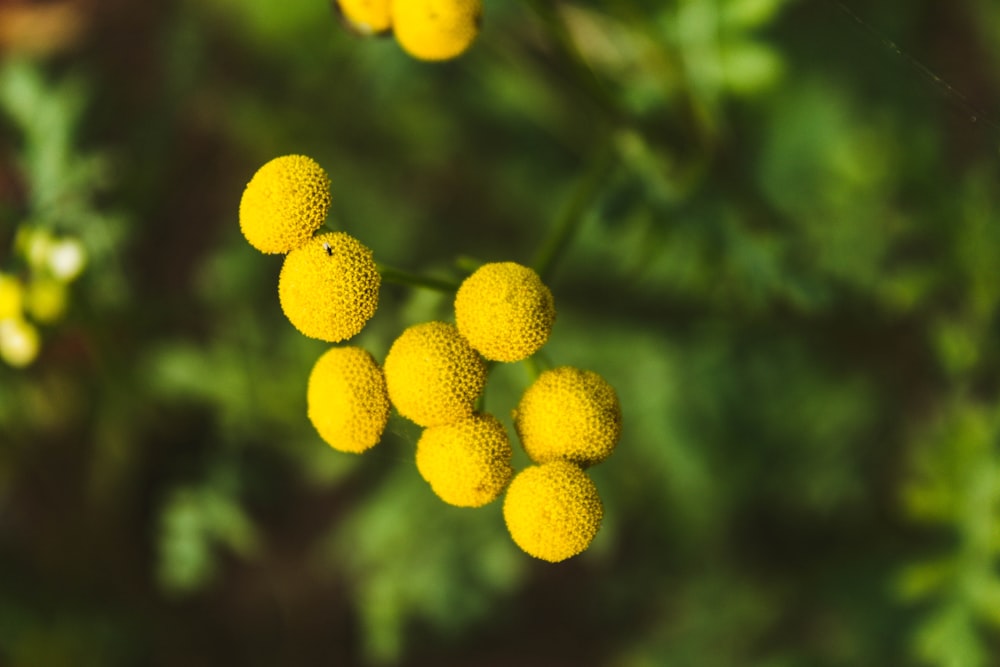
[
  {"left": 454, "top": 261, "right": 555, "bottom": 362},
  {"left": 0, "top": 274, "right": 22, "bottom": 319},
  {"left": 383, "top": 321, "right": 486, "bottom": 427},
  {"left": 0, "top": 317, "right": 40, "bottom": 368},
  {"left": 307, "top": 346, "right": 390, "bottom": 453},
  {"left": 514, "top": 366, "right": 622, "bottom": 468},
  {"left": 278, "top": 232, "right": 380, "bottom": 342},
  {"left": 239, "top": 155, "right": 331, "bottom": 254},
  {"left": 416, "top": 413, "right": 514, "bottom": 507},
  {"left": 336, "top": 0, "right": 392, "bottom": 35},
  {"left": 391, "top": 0, "right": 482, "bottom": 61},
  {"left": 503, "top": 461, "right": 603, "bottom": 563}
]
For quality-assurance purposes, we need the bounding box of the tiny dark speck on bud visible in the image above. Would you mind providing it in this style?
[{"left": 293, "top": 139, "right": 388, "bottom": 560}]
[{"left": 323, "top": 242, "right": 333, "bottom": 256}]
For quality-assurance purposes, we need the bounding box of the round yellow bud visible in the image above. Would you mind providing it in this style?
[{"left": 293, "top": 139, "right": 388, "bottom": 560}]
[
  {"left": 337, "top": 0, "right": 392, "bottom": 35},
  {"left": 0, "top": 274, "right": 23, "bottom": 320},
  {"left": 278, "top": 232, "right": 380, "bottom": 342},
  {"left": 391, "top": 0, "right": 482, "bottom": 61},
  {"left": 0, "top": 317, "right": 40, "bottom": 368},
  {"left": 239, "top": 155, "right": 331, "bottom": 254},
  {"left": 416, "top": 413, "right": 514, "bottom": 507},
  {"left": 503, "top": 461, "right": 603, "bottom": 563},
  {"left": 25, "top": 279, "right": 67, "bottom": 324},
  {"left": 383, "top": 321, "right": 486, "bottom": 427},
  {"left": 307, "top": 346, "right": 390, "bottom": 453},
  {"left": 514, "top": 367, "right": 622, "bottom": 467},
  {"left": 454, "top": 262, "right": 555, "bottom": 362}
]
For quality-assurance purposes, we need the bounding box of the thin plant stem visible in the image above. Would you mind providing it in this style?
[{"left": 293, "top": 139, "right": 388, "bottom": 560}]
[
  {"left": 377, "top": 264, "right": 459, "bottom": 293},
  {"left": 532, "top": 140, "right": 616, "bottom": 282}
]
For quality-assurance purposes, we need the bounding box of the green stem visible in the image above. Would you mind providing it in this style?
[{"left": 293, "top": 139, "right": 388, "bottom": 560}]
[
  {"left": 377, "top": 263, "right": 459, "bottom": 293},
  {"left": 532, "top": 140, "right": 616, "bottom": 282}
]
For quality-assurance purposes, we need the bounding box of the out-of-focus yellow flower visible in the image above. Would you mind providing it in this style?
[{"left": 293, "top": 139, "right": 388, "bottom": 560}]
[
  {"left": 16, "top": 227, "right": 54, "bottom": 270},
  {"left": 337, "top": 0, "right": 392, "bottom": 35},
  {"left": 0, "top": 274, "right": 22, "bottom": 319},
  {"left": 47, "top": 237, "right": 87, "bottom": 281},
  {"left": 454, "top": 262, "right": 555, "bottom": 362},
  {"left": 416, "top": 413, "right": 513, "bottom": 507},
  {"left": 0, "top": 317, "right": 40, "bottom": 367},
  {"left": 239, "top": 155, "right": 331, "bottom": 254},
  {"left": 25, "top": 279, "right": 67, "bottom": 323},
  {"left": 514, "top": 366, "right": 622, "bottom": 467},
  {"left": 307, "top": 346, "right": 390, "bottom": 453},
  {"left": 278, "top": 232, "right": 380, "bottom": 342},
  {"left": 392, "top": 0, "right": 481, "bottom": 61},
  {"left": 383, "top": 321, "right": 486, "bottom": 427},
  {"left": 503, "top": 460, "right": 603, "bottom": 563}
]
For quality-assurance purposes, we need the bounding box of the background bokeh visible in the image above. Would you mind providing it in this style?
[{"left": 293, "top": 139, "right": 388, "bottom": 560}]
[{"left": 2, "top": 0, "right": 1000, "bottom": 664}]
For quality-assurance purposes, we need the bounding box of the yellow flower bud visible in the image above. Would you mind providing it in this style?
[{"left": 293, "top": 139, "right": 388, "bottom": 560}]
[
  {"left": 383, "top": 321, "right": 486, "bottom": 427},
  {"left": 454, "top": 262, "right": 555, "bottom": 362},
  {"left": 392, "top": 0, "right": 482, "bottom": 61},
  {"left": 0, "top": 317, "right": 40, "bottom": 368},
  {"left": 514, "top": 367, "right": 622, "bottom": 468},
  {"left": 0, "top": 274, "right": 22, "bottom": 320},
  {"left": 416, "top": 413, "right": 513, "bottom": 507},
  {"left": 25, "top": 279, "right": 67, "bottom": 324},
  {"left": 239, "top": 155, "right": 331, "bottom": 254},
  {"left": 278, "top": 232, "right": 380, "bottom": 342},
  {"left": 503, "top": 461, "right": 603, "bottom": 563},
  {"left": 307, "top": 346, "right": 390, "bottom": 453},
  {"left": 337, "top": 0, "right": 392, "bottom": 35}
]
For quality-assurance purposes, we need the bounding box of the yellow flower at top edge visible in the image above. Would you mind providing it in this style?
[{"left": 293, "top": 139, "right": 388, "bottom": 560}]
[
  {"left": 383, "top": 321, "right": 486, "bottom": 427},
  {"left": 239, "top": 155, "right": 331, "bottom": 254},
  {"left": 278, "top": 232, "right": 381, "bottom": 342},
  {"left": 454, "top": 262, "right": 555, "bottom": 362},
  {"left": 416, "top": 413, "right": 514, "bottom": 507},
  {"left": 337, "top": 0, "right": 393, "bottom": 35},
  {"left": 391, "top": 0, "right": 482, "bottom": 61},
  {"left": 514, "top": 366, "right": 622, "bottom": 468},
  {"left": 307, "top": 346, "right": 391, "bottom": 453},
  {"left": 503, "top": 460, "right": 603, "bottom": 563}
]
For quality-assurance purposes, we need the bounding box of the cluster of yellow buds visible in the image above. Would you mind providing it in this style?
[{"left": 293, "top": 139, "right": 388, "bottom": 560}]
[
  {"left": 0, "top": 227, "right": 87, "bottom": 367},
  {"left": 334, "top": 0, "right": 482, "bottom": 61},
  {"left": 239, "top": 153, "right": 622, "bottom": 563}
]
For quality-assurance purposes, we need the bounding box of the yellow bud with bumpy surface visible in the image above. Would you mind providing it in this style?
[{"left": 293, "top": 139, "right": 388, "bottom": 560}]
[
  {"left": 239, "top": 155, "right": 331, "bottom": 254},
  {"left": 514, "top": 366, "right": 622, "bottom": 468},
  {"left": 337, "top": 0, "right": 392, "bottom": 35},
  {"left": 278, "top": 232, "right": 380, "bottom": 342},
  {"left": 503, "top": 461, "right": 603, "bottom": 563},
  {"left": 392, "top": 0, "right": 481, "bottom": 61},
  {"left": 416, "top": 413, "right": 514, "bottom": 507},
  {"left": 454, "top": 262, "right": 555, "bottom": 362},
  {"left": 307, "top": 346, "right": 390, "bottom": 453},
  {"left": 384, "top": 321, "right": 486, "bottom": 427}
]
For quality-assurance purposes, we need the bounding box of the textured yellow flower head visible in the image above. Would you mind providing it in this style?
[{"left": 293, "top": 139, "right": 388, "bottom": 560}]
[
  {"left": 503, "top": 461, "right": 603, "bottom": 563},
  {"left": 383, "top": 321, "right": 486, "bottom": 427},
  {"left": 336, "top": 0, "right": 392, "bottom": 35},
  {"left": 307, "top": 346, "right": 390, "bottom": 453},
  {"left": 514, "top": 366, "right": 622, "bottom": 468},
  {"left": 392, "top": 0, "right": 482, "bottom": 61},
  {"left": 239, "top": 155, "right": 331, "bottom": 254},
  {"left": 278, "top": 232, "right": 380, "bottom": 342},
  {"left": 454, "top": 262, "right": 555, "bottom": 362},
  {"left": 416, "top": 413, "right": 513, "bottom": 507}
]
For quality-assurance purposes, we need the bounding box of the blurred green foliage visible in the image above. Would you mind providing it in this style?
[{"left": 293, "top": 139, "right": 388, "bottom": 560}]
[{"left": 2, "top": 0, "right": 1000, "bottom": 665}]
